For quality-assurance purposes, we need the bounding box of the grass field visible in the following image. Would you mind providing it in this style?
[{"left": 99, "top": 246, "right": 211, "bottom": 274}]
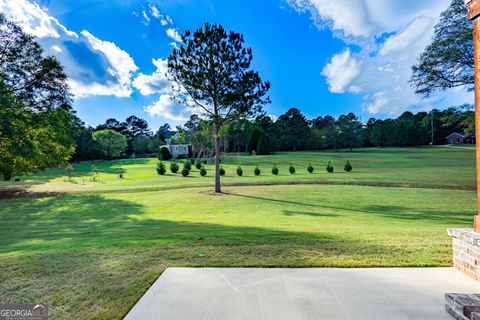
[{"left": 0, "top": 147, "right": 476, "bottom": 319}]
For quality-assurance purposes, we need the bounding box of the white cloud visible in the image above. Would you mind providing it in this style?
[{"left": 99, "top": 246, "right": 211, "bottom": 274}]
[
  {"left": 379, "top": 17, "right": 435, "bottom": 60},
  {"left": 289, "top": 0, "right": 472, "bottom": 115},
  {"left": 1, "top": 0, "right": 138, "bottom": 98},
  {"left": 166, "top": 28, "right": 182, "bottom": 43},
  {"left": 133, "top": 58, "right": 171, "bottom": 95},
  {"left": 144, "top": 94, "right": 191, "bottom": 121},
  {"left": 51, "top": 44, "right": 62, "bottom": 53},
  {"left": 133, "top": 58, "right": 196, "bottom": 121},
  {"left": 149, "top": 3, "right": 161, "bottom": 18},
  {"left": 0, "top": 0, "right": 77, "bottom": 38},
  {"left": 321, "top": 49, "right": 361, "bottom": 93},
  {"left": 80, "top": 30, "right": 138, "bottom": 97}
]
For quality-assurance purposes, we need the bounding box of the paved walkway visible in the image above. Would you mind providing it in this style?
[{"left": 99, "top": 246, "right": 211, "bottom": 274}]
[{"left": 125, "top": 267, "right": 480, "bottom": 320}]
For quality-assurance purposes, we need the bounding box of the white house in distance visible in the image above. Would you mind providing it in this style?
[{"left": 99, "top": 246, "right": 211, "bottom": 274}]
[{"left": 160, "top": 139, "right": 190, "bottom": 158}]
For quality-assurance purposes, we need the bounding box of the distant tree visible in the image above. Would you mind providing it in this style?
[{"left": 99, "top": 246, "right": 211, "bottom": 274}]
[
  {"left": 123, "top": 116, "right": 151, "bottom": 139},
  {"left": 324, "top": 122, "right": 340, "bottom": 150},
  {"left": 256, "top": 134, "right": 270, "bottom": 155},
  {"left": 92, "top": 130, "right": 127, "bottom": 159},
  {"left": 132, "top": 136, "right": 151, "bottom": 156},
  {"left": 411, "top": 0, "right": 473, "bottom": 96},
  {"left": 369, "top": 120, "right": 389, "bottom": 148},
  {"left": 96, "top": 118, "right": 124, "bottom": 132},
  {"left": 168, "top": 23, "right": 270, "bottom": 193},
  {"left": 306, "top": 127, "right": 325, "bottom": 150},
  {"left": 275, "top": 108, "right": 309, "bottom": 151},
  {"left": 337, "top": 113, "right": 362, "bottom": 151},
  {"left": 248, "top": 126, "right": 263, "bottom": 153},
  {"left": 72, "top": 125, "right": 102, "bottom": 161}
]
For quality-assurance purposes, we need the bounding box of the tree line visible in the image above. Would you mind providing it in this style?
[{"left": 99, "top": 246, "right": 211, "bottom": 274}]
[{"left": 71, "top": 104, "right": 474, "bottom": 163}]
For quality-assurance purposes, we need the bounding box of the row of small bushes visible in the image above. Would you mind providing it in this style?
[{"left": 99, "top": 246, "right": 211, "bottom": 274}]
[{"left": 156, "top": 160, "right": 352, "bottom": 177}]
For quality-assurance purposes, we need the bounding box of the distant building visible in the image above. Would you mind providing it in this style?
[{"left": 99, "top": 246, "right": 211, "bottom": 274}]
[
  {"left": 160, "top": 139, "right": 190, "bottom": 158},
  {"left": 446, "top": 132, "right": 475, "bottom": 145}
]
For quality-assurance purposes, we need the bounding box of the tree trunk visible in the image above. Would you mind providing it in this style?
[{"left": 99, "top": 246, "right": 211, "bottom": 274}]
[{"left": 214, "top": 123, "right": 221, "bottom": 193}]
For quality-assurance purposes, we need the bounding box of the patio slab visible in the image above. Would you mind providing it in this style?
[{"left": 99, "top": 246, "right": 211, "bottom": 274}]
[{"left": 124, "top": 267, "right": 480, "bottom": 320}]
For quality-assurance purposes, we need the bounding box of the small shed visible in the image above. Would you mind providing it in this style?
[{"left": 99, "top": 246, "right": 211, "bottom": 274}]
[
  {"left": 446, "top": 132, "right": 475, "bottom": 145},
  {"left": 160, "top": 139, "right": 190, "bottom": 158}
]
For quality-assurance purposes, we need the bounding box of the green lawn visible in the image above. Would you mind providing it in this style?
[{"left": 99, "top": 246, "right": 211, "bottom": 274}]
[{"left": 0, "top": 147, "right": 476, "bottom": 319}]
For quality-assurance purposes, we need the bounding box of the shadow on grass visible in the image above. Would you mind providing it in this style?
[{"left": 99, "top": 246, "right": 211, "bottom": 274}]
[
  {"left": 0, "top": 191, "right": 463, "bottom": 319},
  {"left": 227, "top": 192, "right": 472, "bottom": 225}
]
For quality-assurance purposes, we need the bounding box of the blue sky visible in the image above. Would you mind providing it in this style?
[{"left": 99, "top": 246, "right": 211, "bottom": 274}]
[{"left": 1, "top": 0, "right": 472, "bottom": 130}]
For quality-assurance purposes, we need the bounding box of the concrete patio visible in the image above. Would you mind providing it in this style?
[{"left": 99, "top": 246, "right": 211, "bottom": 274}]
[{"left": 124, "top": 267, "right": 480, "bottom": 320}]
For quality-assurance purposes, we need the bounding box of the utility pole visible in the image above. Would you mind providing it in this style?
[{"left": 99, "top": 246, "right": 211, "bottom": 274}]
[
  {"left": 466, "top": 0, "right": 480, "bottom": 232},
  {"left": 431, "top": 109, "right": 434, "bottom": 145}
]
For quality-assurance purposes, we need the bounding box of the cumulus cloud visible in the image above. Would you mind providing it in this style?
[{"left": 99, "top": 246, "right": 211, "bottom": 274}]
[
  {"left": 289, "top": 0, "right": 472, "bottom": 115},
  {"left": 134, "top": 58, "right": 196, "bottom": 120},
  {"left": 133, "top": 58, "right": 171, "bottom": 95},
  {"left": 321, "top": 49, "right": 361, "bottom": 93},
  {"left": 166, "top": 28, "right": 182, "bottom": 43},
  {"left": 0, "top": 0, "right": 138, "bottom": 98},
  {"left": 143, "top": 94, "right": 192, "bottom": 121}
]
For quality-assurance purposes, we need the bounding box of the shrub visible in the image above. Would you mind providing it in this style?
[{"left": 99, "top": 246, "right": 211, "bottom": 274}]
[
  {"left": 184, "top": 160, "right": 192, "bottom": 171},
  {"left": 190, "top": 158, "right": 195, "bottom": 165},
  {"left": 344, "top": 160, "right": 352, "bottom": 173},
  {"left": 158, "top": 146, "right": 172, "bottom": 161},
  {"left": 219, "top": 166, "right": 226, "bottom": 176},
  {"left": 272, "top": 165, "right": 279, "bottom": 175},
  {"left": 289, "top": 165, "right": 296, "bottom": 175},
  {"left": 170, "top": 162, "right": 179, "bottom": 173},
  {"left": 156, "top": 161, "right": 166, "bottom": 175},
  {"left": 307, "top": 163, "right": 314, "bottom": 173},
  {"left": 200, "top": 166, "right": 207, "bottom": 176},
  {"left": 326, "top": 161, "right": 334, "bottom": 173},
  {"left": 181, "top": 167, "right": 190, "bottom": 177},
  {"left": 65, "top": 163, "right": 73, "bottom": 180},
  {"left": 195, "top": 159, "right": 202, "bottom": 170},
  {"left": 254, "top": 166, "right": 261, "bottom": 176},
  {"left": 177, "top": 154, "right": 186, "bottom": 159},
  {"left": 236, "top": 165, "right": 243, "bottom": 176}
]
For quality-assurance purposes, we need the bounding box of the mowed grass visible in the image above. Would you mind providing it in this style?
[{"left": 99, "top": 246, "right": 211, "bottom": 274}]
[
  {"left": 0, "top": 147, "right": 475, "bottom": 193},
  {"left": 0, "top": 147, "right": 476, "bottom": 319}
]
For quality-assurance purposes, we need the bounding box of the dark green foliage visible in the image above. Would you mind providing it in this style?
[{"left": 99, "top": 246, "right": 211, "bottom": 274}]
[
  {"left": 0, "top": 16, "right": 76, "bottom": 179},
  {"left": 170, "top": 162, "right": 179, "bottom": 174},
  {"left": 219, "top": 167, "right": 226, "bottom": 176},
  {"left": 272, "top": 165, "right": 279, "bottom": 175},
  {"left": 199, "top": 166, "right": 207, "bottom": 176},
  {"left": 168, "top": 22, "right": 270, "bottom": 193},
  {"left": 195, "top": 159, "right": 202, "bottom": 170},
  {"left": 411, "top": 0, "right": 473, "bottom": 96},
  {"left": 254, "top": 166, "right": 261, "bottom": 176},
  {"left": 326, "top": 161, "right": 334, "bottom": 173},
  {"left": 289, "top": 165, "right": 296, "bottom": 175},
  {"left": 183, "top": 160, "right": 192, "bottom": 171},
  {"left": 256, "top": 134, "right": 270, "bottom": 155},
  {"left": 344, "top": 161, "right": 353, "bottom": 173},
  {"left": 236, "top": 166, "right": 243, "bottom": 177},
  {"left": 307, "top": 163, "right": 314, "bottom": 173},
  {"left": 92, "top": 130, "right": 128, "bottom": 159},
  {"left": 158, "top": 147, "right": 172, "bottom": 161},
  {"left": 156, "top": 161, "right": 166, "bottom": 175},
  {"left": 181, "top": 168, "right": 190, "bottom": 177},
  {"left": 190, "top": 158, "right": 195, "bottom": 165}
]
